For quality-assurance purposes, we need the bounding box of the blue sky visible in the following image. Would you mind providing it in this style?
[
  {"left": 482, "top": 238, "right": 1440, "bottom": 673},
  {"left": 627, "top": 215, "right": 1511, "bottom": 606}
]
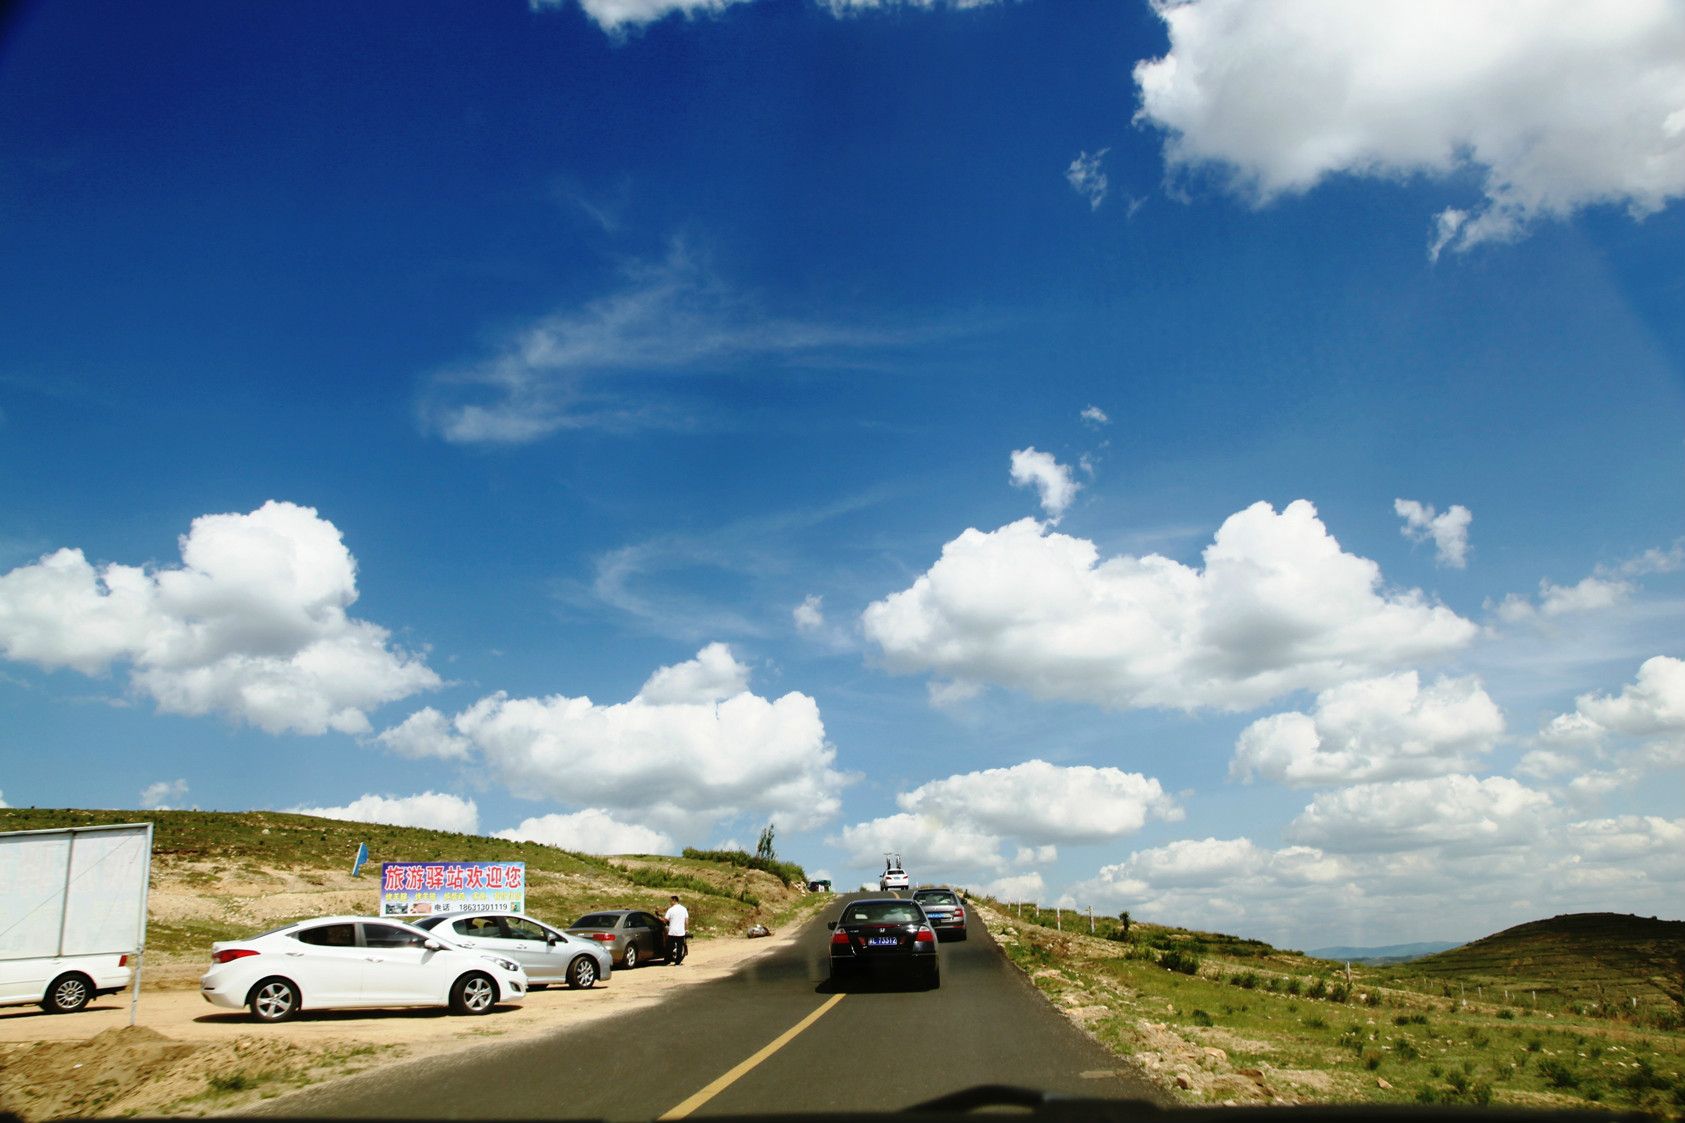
[{"left": 2, "top": 0, "right": 1682, "bottom": 949}]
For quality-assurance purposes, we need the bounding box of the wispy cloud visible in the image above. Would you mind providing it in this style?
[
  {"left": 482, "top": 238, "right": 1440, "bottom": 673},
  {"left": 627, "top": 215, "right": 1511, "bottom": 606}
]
[
  {"left": 542, "top": 0, "right": 1004, "bottom": 36},
  {"left": 556, "top": 489, "right": 892, "bottom": 642},
  {"left": 419, "top": 241, "right": 920, "bottom": 445}
]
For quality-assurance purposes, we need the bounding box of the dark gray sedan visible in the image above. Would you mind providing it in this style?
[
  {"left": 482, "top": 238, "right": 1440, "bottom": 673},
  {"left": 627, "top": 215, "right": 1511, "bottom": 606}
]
[
  {"left": 565, "top": 909, "right": 669, "bottom": 969},
  {"left": 911, "top": 887, "right": 968, "bottom": 941}
]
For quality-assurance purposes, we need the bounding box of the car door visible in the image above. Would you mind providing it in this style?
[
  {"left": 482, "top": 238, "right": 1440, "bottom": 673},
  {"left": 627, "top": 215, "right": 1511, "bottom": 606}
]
[
  {"left": 498, "top": 916, "right": 565, "bottom": 984},
  {"left": 628, "top": 912, "right": 664, "bottom": 961},
  {"left": 288, "top": 922, "right": 365, "bottom": 1005},
  {"left": 358, "top": 922, "right": 444, "bottom": 1005}
]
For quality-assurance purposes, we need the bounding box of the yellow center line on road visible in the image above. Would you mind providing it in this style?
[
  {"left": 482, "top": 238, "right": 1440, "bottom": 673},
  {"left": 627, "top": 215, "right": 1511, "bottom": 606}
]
[{"left": 658, "top": 993, "right": 846, "bottom": 1120}]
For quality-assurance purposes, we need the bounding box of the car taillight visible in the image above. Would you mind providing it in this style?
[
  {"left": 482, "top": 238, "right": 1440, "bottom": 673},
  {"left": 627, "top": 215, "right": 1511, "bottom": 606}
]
[
  {"left": 589, "top": 932, "right": 617, "bottom": 942},
  {"left": 118, "top": 954, "right": 129, "bottom": 967},
  {"left": 953, "top": 909, "right": 965, "bottom": 920},
  {"left": 830, "top": 930, "right": 851, "bottom": 946},
  {"left": 914, "top": 928, "right": 935, "bottom": 943},
  {"left": 212, "top": 949, "right": 259, "bottom": 964}
]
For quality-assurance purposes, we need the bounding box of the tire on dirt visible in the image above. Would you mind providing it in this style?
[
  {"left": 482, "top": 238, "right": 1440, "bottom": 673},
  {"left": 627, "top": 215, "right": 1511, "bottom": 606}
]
[
  {"left": 449, "top": 971, "right": 498, "bottom": 1015},
  {"left": 566, "top": 955, "right": 598, "bottom": 989},
  {"left": 248, "top": 977, "right": 301, "bottom": 1023},
  {"left": 43, "top": 972, "right": 92, "bottom": 1014}
]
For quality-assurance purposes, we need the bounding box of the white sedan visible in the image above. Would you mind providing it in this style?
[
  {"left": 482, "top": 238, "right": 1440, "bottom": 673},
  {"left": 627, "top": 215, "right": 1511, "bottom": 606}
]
[
  {"left": 200, "top": 916, "right": 526, "bottom": 1022},
  {"left": 412, "top": 911, "right": 612, "bottom": 989}
]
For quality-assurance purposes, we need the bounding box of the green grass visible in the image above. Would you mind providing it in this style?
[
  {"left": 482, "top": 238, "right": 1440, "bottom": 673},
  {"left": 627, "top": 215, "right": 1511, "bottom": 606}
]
[
  {"left": 1371, "top": 912, "right": 1685, "bottom": 1026},
  {"left": 979, "top": 898, "right": 1685, "bottom": 1114}
]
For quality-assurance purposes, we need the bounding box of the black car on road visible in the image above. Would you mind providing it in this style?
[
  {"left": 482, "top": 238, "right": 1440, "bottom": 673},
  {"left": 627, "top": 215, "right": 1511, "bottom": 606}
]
[{"left": 827, "top": 897, "right": 940, "bottom": 990}]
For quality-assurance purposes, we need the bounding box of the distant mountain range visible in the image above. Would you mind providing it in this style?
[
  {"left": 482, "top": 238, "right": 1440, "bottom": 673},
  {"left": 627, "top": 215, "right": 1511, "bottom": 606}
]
[{"left": 1306, "top": 940, "right": 1459, "bottom": 964}]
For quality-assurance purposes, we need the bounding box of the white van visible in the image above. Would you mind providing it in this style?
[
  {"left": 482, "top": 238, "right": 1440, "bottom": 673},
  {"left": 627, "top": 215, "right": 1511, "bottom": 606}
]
[{"left": 0, "top": 952, "right": 133, "bottom": 1013}]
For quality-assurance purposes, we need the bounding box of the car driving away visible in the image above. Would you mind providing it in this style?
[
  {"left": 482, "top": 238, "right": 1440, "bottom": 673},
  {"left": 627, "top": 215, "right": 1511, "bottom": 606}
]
[
  {"left": 910, "top": 887, "right": 967, "bottom": 941},
  {"left": 412, "top": 911, "right": 611, "bottom": 989},
  {"left": 200, "top": 916, "right": 527, "bottom": 1022},
  {"left": 828, "top": 897, "right": 940, "bottom": 990},
  {"left": 879, "top": 852, "right": 910, "bottom": 892},
  {"left": 565, "top": 908, "right": 668, "bottom": 969}
]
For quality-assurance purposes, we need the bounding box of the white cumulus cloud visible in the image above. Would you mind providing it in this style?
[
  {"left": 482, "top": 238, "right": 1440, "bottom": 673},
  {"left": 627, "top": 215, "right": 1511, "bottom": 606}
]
[
  {"left": 1541, "top": 656, "right": 1685, "bottom": 762},
  {"left": 1009, "top": 447, "right": 1081, "bottom": 522},
  {"left": 374, "top": 707, "right": 474, "bottom": 761},
  {"left": 1231, "top": 672, "right": 1504, "bottom": 787},
  {"left": 496, "top": 809, "right": 676, "bottom": 855},
  {"left": 1394, "top": 499, "right": 1472, "bottom": 569},
  {"left": 863, "top": 500, "right": 1477, "bottom": 712},
  {"left": 635, "top": 641, "right": 750, "bottom": 704},
  {"left": 897, "top": 760, "right": 1182, "bottom": 844},
  {"left": 0, "top": 502, "right": 439, "bottom": 735},
  {"left": 1133, "top": 0, "right": 1685, "bottom": 255},
  {"left": 139, "top": 779, "right": 189, "bottom": 810},
  {"left": 1286, "top": 774, "right": 1553, "bottom": 855},
  {"left": 831, "top": 812, "right": 1023, "bottom": 884},
  {"left": 793, "top": 595, "right": 825, "bottom": 633},
  {"left": 379, "top": 644, "right": 848, "bottom": 836},
  {"left": 292, "top": 792, "right": 481, "bottom": 834}
]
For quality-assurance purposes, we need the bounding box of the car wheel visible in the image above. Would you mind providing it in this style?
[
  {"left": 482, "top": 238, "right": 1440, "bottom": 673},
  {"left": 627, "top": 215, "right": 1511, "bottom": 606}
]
[
  {"left": 450, "top": 971, "right": 497, "bottom": 1015},
  {"left": 622, "top": 943, "right": 638, "bottom": 970},
  {"left": 566, "top": 955, "right": 599, "bottom": 989},
  {"left": 43, "top": 972, "right": 92, "bottom": 1014},
  {"left": 923, "top": 963, "right": 941, "bottom": 991},
  {"left": 249, "top": 977, "right": 300, "bottom": 1023}
]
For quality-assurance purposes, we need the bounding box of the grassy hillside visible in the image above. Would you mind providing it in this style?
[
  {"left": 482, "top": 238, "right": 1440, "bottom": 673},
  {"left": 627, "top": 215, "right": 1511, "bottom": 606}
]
[
  {"left": 0, "top": 808, "right": 811, "bottom": 961},
  {"left": 977, "top": 899, "right": 1684, "bottom": 1114},
  {"left": 1374, "top": 913, "right": 1685, "bottom": 1015}
]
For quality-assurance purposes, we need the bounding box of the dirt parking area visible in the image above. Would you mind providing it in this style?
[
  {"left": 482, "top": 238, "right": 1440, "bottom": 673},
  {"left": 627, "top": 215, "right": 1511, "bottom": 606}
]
[{"left": 0, "top": 931, "right": 800, "bottom": 1120}]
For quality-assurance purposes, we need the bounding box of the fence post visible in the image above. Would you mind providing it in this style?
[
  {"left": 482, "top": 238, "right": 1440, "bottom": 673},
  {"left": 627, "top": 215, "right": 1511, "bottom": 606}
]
[
  {"left": 1056, "top": 907, "right": 1061, "bottom": 932},
  {"left": 1088, "top": 906, "right": 1094, "bottom": 934}
]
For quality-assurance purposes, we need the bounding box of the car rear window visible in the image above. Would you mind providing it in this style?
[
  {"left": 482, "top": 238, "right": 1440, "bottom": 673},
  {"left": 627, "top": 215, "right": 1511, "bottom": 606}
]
[
  {"left": 916, "top": 891, "right": 957, "bottom": 905},
  {"left": 846, "top": 903, "right": 923, "bottom": 924},
  {"left": 572, "top": 913, "right": 621, "bottom": 928}
]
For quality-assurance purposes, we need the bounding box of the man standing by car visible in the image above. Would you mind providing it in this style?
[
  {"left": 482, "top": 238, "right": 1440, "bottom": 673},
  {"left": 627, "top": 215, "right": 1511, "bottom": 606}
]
[{"left": 663, "top": 895, "right": 689, "bottom": 965}]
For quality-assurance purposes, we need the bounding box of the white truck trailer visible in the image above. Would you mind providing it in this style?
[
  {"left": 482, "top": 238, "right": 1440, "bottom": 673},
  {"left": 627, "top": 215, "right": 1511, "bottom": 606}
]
[{"left": 0, "top": 822, "right": 151, "bottom": 1014}]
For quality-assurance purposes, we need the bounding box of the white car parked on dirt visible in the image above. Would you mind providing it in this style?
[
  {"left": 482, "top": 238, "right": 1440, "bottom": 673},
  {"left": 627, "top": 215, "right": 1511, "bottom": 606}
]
[
  {"left": 0, "top": 953, "right": 133, "bottom": 1013},
  {"left": 200, "top": 916, "right": 526, "bottom": 1023}
]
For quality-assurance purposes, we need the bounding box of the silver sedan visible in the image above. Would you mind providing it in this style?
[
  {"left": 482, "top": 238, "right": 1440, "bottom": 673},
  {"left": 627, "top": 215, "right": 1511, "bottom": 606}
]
[{"left": 413, "top": 912, "right": 612, "bottom": 989}]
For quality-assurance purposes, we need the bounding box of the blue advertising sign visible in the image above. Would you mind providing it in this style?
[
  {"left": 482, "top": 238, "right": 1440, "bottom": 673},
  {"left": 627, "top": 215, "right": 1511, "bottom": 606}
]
[{"left": 379, "top": 861, "right": 526, "bottom": 917}]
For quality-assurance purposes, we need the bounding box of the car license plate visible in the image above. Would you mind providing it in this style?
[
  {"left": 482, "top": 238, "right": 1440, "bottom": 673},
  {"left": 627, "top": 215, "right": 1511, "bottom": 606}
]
[{"left": 867, "top": 936, "right": 898, "bottom": 947}]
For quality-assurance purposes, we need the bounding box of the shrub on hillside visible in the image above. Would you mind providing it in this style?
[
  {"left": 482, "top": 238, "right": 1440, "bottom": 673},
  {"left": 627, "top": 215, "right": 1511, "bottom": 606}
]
[
  {"left": 680, "top": 847, "right": 805, "bottom": 885},
  {"left": 1158, "top": 949, "right": 1201, "bottom": 975}
]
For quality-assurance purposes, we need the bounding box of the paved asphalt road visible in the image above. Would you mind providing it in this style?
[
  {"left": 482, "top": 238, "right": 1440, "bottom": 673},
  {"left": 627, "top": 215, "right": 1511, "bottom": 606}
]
[{"left": 260, "top": 895, "right": 1163, "bottom": 1119}]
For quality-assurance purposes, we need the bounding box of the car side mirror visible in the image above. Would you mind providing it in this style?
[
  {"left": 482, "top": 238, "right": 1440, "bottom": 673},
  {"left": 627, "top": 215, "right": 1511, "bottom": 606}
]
[
  {"left": 547, "top": 934, "right": 560, "bottom": 945},
  {"left": 826, "top": 921, "right": 836, "bottom": 930},
  {"left": 424, "top": 939, "right": 443, "bottom": 951}
]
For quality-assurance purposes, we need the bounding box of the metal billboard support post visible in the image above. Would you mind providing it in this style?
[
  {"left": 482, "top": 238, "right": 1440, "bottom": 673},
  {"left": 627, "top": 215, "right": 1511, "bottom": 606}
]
[{"left": 129, "top": 822, "right": 154, "bottom": 1027}]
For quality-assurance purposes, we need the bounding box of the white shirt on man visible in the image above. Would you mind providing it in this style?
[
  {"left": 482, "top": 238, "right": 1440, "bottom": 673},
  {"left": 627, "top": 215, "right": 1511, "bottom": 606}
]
[{"left": 664, "top": 902, "right": 689, "bottom": 937}]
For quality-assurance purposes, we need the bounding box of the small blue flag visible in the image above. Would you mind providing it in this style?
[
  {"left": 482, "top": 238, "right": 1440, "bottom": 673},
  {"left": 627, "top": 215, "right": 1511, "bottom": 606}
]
[{"left": 352, "top": 842, "right": 369, "bottom": 878}]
